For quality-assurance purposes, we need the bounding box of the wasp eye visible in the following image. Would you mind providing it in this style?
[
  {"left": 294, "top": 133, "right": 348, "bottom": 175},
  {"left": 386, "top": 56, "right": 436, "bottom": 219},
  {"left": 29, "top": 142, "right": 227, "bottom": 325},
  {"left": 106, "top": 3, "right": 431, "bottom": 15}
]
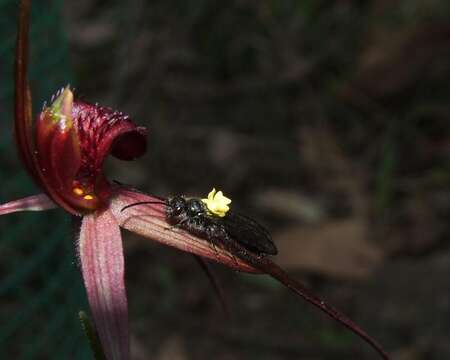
[{"left": 168, "top": 196, "right": 186, "bottom": 216}]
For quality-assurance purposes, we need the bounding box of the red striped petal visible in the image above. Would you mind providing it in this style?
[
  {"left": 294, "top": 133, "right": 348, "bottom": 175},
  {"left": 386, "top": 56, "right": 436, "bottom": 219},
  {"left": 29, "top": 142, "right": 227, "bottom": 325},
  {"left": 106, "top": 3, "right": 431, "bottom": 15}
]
[
  {"left": 79, "top": 209, "right": 129, "bottom": 360},
  {"left": 110, "top": 187, "right": 257, "bottom": 273},
  {"left": 0, "top": 194, "right": 56, "bottom": 215}
]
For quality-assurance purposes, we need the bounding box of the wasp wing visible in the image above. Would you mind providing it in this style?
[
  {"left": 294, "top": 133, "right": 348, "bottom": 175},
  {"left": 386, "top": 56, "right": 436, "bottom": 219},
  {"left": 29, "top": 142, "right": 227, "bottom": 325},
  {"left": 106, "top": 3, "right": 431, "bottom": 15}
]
[{"left": 218, "top": 211, "right": 278, "bottom": 255}]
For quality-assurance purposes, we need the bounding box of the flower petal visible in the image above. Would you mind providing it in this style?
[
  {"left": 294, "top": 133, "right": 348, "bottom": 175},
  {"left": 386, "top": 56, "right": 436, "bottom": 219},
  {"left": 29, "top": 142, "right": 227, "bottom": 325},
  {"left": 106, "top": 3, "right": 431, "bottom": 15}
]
[
  {"left": 212, "top": 236, "right": 390, "bottom": 360},
  {"left": 0, "top": 194, "right": 56, "bottom": 215},
  {"left": 110, "top": 187, "right": 257, "bottom": 273},
  {"left": 36, "top": 88, "right": 88, "bottom": 214},
  {"left": 72, "top": 101, "right": 147, "bottom": 168},
  {"left": 14, "top": 0, "right": 41, "bottom": 185},
  {"left": 79, "top": 209, "right": 129, "bottom": 360}
]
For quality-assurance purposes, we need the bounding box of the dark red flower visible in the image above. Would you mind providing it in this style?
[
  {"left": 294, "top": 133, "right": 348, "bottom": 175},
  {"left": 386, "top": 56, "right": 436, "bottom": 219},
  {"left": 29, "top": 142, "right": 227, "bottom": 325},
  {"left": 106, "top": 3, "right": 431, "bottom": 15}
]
[{"left": 23, "top": 87, "right": 146, "bottom": 214}]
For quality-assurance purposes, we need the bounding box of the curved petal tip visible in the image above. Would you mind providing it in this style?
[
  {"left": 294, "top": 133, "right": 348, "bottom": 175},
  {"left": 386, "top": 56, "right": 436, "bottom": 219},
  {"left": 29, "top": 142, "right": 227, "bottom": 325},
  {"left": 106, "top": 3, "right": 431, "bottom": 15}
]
[{"left": 0, "top": 194, "right": 56, "bottom": 215}]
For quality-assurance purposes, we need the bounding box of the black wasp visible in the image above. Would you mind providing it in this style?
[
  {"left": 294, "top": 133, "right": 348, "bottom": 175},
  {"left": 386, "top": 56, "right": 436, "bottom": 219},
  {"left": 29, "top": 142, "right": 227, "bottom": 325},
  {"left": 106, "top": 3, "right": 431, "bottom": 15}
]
[{"left": 121, "top": 189, "right": 277, "bottom": 256}]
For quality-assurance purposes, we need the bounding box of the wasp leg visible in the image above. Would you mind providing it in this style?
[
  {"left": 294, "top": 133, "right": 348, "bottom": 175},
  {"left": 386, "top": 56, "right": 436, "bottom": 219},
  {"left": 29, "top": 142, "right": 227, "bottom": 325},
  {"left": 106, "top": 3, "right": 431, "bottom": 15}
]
[
  {"left": 224, "top": 243, "right": 239, "bottom": 267},
  {"left": 220, "top": 235, "right": 242, "bottom": 267},
  {"left": 204, "top": 224, "right": 221, "bottom": 256},
  {"left": 206, "top": 224, "right": 239, "bottom": 266},
  {"left": 227, "top": 246, "right": 239, "bottom": 267},
  {"left": 208, "top": 237, "right": 220, "bottom": 257},
  {"left": 163, "top": 217, "right": 191, "bottom": 231}
]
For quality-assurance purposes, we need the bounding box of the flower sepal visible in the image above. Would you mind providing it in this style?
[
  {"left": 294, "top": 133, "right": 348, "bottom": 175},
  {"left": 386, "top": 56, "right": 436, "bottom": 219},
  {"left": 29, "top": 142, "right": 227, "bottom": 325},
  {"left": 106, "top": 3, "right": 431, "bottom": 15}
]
[{"left": 35, "top": 87, "right": 93, "bottom": 213}]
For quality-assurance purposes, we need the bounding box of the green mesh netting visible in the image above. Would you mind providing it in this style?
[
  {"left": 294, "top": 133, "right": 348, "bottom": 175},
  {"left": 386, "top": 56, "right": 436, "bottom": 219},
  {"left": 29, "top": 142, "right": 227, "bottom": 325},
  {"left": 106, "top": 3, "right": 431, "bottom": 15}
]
[{"left": 0, "top": 1, "right": 90, "bottom": 359}]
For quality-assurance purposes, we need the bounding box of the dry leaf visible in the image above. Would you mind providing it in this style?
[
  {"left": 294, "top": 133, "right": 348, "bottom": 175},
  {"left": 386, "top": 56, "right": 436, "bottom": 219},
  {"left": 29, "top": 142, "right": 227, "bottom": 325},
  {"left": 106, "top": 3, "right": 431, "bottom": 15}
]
[
  {"left": 155, "top": 335, "right": 188, "bottom": 360},
  {"left": 274, "top": 219, "right": 384, "bottom": 280},
  {"left": 253, "top": 189, "right": 325, "bottom": 224},
  {"left": 130, "top": 335, "right": 151, "bottom": 360}
]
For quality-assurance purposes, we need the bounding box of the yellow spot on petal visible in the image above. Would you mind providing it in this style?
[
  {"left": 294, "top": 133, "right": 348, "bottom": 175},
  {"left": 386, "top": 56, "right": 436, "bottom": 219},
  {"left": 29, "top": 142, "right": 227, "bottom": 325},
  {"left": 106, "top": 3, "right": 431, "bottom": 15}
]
[
  {"left": 201, "top": 188, "right": 232, "bottom": 217},
  {"left": 83, "top": 194, "right": 94, "bottom": 201},
  {"left": 73, "top": 187, "right": 84, "bottom": 196}
]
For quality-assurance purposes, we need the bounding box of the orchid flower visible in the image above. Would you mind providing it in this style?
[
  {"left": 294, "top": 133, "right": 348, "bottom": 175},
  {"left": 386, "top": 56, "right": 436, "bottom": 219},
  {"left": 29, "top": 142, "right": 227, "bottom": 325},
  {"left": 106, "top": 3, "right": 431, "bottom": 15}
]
[{"left": 0, "top": 1, "right": 390, "bottom": 359}]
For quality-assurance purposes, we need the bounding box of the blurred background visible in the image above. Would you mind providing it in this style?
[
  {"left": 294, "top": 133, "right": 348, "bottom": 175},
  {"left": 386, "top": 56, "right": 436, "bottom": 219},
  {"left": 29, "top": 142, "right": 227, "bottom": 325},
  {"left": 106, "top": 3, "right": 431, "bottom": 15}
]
[{"left": 1, "top": 0, "right": 449, "bottom": 359}]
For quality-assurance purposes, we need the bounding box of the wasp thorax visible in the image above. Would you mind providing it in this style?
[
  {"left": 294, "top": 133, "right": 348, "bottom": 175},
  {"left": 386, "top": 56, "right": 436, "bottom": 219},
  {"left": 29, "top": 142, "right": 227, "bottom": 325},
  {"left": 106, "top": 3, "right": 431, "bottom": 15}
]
[{"left": 186, "top": 199, "right": 205, "bottom": 217}]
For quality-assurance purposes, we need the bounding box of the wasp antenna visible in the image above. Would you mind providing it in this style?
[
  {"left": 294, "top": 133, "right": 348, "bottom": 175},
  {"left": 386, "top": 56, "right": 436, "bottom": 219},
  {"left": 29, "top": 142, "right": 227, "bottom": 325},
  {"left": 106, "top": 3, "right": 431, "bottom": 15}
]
[{"left": 121, "top": 201, "right": 166, "bottom": 212}]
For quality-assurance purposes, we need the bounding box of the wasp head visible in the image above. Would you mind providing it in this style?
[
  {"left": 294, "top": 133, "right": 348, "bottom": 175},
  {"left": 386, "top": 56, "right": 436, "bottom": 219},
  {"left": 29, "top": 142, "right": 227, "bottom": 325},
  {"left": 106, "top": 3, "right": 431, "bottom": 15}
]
[{"left": 166, "top": 196, "right": 187, "bottom": 217}]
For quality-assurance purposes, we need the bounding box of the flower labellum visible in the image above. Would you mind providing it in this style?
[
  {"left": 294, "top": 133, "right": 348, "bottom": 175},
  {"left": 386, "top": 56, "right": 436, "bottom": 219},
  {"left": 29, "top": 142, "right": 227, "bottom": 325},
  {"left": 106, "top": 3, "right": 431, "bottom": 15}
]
[{"left": 30, "top": 87, "right": 147, "bottom": 215}]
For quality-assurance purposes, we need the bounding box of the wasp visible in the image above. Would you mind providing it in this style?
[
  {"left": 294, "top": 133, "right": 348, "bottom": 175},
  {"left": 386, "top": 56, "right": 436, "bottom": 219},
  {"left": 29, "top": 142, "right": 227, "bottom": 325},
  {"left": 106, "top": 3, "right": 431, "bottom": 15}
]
[{"left": 121, "top": 188, "right": 277, "bottom": 256}]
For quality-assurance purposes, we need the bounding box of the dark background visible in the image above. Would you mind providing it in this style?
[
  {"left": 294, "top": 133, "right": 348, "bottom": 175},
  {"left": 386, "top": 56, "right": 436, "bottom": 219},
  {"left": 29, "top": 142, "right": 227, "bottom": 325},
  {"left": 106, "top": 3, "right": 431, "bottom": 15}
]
[
  {"left": 63, "top": 0, "right": 450, "bottom": 358},
  {"left": 2, "top": 0, "right": 450, "bottom": 359}
]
